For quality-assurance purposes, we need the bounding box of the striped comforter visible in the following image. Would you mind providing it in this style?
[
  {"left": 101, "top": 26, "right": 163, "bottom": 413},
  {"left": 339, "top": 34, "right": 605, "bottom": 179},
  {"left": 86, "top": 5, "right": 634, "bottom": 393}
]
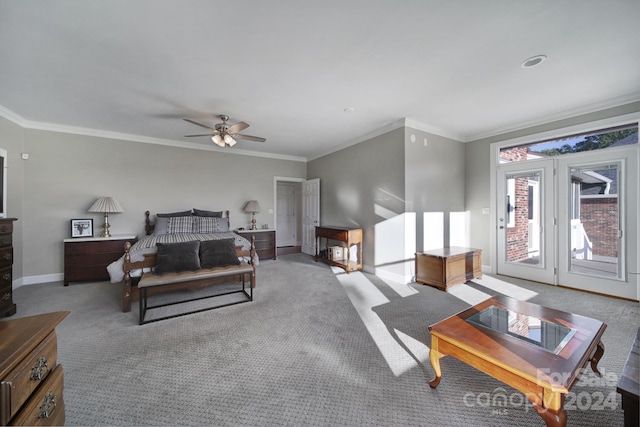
[{"left": 106, "top": 232, "right": 256, "bottom": 283}]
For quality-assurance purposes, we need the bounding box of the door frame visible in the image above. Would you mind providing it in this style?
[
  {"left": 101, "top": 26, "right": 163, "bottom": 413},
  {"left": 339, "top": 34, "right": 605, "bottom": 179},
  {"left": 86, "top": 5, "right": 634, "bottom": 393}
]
[
  {"left": 273, "top": 176, "right": 304, "bottom": 248},
  {"left": 489, "top": 112, "right": 640, "bottom": 300}
]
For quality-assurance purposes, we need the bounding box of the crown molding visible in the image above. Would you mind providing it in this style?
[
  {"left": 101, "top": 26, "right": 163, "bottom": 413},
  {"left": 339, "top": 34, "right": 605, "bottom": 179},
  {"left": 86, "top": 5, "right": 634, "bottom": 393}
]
[
  {"left": 0, "top": 105, "right": 306, "bottom": 162},
  {"left": 0, "top": 104, "right": 28, "bottom": 126},
  {"left": 465, "top": 92, "right": 640, "bottom": 142}
]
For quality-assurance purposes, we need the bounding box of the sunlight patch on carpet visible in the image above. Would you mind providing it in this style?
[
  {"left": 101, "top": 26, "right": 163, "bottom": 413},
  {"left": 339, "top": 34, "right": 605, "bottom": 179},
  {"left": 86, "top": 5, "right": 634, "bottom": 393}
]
[
  {"left": 394, "top": 329, "right": 430, "bottom": 364},
  {"left": 471, "top": 275, "right": 538, "bottom": 301},
  {"left": 377, "top": 276, "right": 419, "bottom": 298},
  {"left": 446, "top": 283, "right": 491, "bottom": 306},
  {"left": 332, "top": 267, "right": 422, "bottom": 377}
]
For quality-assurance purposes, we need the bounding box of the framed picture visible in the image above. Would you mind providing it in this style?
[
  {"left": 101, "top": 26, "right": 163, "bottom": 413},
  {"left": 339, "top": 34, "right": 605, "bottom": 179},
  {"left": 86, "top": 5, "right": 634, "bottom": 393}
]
[{"left": 71, "top": 219, "right": 93, "bottom": 238}]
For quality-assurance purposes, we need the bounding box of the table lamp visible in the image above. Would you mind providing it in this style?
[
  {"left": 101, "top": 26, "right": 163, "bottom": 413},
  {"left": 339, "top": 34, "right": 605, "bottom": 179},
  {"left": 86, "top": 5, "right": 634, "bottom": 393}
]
[
  {"left": 243, "top": 200, "right": 261, "bottom": 230},
  {"left": 88, "top": 196, "right": 124, "bottom": 237}
]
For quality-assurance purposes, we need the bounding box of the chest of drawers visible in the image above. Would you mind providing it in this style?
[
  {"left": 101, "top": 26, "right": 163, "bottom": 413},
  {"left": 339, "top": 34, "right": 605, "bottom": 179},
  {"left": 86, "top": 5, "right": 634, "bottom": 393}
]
[
  {"left": 0, "top": 218, "right": 17, "bottom": 318},
  {"left": 0, "top": 311, "right": 68, "bottom": 426},
  {"left": 64, "top": 235, "right": 137, "bottom": 285},
  {"left": 235, "top": 230, "right": 276, "bottom": 260}
]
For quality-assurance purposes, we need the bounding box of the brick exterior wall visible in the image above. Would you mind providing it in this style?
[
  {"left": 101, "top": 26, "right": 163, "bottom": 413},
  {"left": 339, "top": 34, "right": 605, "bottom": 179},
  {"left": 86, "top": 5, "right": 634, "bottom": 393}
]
[
  {"left": 501, "top": 146, "right": 532, "bottom": 262},
  {"left": 580, "top": 197, "right": 618, "bottom": 257},
  {"left": 506, "top": 176, "right": 530, "bottom": 261}
]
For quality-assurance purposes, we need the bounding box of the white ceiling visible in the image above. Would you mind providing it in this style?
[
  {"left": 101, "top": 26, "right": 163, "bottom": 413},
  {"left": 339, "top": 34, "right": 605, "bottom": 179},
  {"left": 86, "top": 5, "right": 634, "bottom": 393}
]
[{"left": 1, "top": 0, "right": 639, "bottom": 161}]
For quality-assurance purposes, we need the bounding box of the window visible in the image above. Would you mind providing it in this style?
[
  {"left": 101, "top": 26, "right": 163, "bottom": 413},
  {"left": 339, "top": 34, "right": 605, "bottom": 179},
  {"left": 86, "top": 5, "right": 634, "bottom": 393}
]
[{"left": 500, "top": 124, "right": 637, "bottom": 163}]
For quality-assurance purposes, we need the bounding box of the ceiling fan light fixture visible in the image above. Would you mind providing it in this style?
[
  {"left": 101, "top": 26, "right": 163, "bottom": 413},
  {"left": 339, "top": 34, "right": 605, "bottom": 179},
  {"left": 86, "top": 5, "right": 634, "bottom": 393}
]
[
  {"left": 224, "top": 134, "right": 237, "bottom": 146},
  {"left": 212, "top": 134, "right": 225, "bottom": 147}
]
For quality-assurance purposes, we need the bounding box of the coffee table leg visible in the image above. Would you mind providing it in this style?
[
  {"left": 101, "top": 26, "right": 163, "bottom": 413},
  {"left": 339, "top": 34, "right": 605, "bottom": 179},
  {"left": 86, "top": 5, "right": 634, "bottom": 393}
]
[
  {"left": 532, "top": 402, "right": 567, "bottom": 427},
  {"left": 590, "top": 340, "right": 605, "bottom": 376},
  {"left": 428, "top": 339, "right": 443, "bottom": 388}
]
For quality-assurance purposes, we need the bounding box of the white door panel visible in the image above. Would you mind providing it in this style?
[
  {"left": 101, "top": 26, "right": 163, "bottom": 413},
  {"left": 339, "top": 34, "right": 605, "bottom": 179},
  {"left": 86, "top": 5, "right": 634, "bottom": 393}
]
[{"left": 302, "top": 178, "right": 320, "bottom": 255}]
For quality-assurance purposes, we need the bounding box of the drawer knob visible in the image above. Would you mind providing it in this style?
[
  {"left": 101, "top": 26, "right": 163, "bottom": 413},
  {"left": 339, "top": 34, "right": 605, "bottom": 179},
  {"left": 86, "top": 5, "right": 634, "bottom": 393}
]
[
  {"left": 38, "top": 391, "right": 57, "bottom": 419},
  {"left": 3, "top": 252, "right": 11, "bottom": 261},
  {"left": 2, "top": 292, "right": 10, "bottom": 301},
  {"left": 30, "top": 356, "right": 49, "bottom": 381},
  {"left": 3, "top": 272, "right": 10, "bottom": 281}
]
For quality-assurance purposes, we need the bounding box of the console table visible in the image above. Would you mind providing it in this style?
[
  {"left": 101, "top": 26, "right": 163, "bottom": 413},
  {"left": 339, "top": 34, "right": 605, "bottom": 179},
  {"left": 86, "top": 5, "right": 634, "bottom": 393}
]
[
  {"left": 415, "top": 247, "right": 482, "bottom": 291},
  {"left": 315, "top": 226, "right": 363, "bottom": 273}
]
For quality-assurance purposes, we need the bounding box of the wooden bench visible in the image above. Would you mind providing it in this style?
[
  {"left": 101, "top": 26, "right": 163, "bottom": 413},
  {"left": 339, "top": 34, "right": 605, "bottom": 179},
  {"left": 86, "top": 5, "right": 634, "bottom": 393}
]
[{"left": 122, "top": 238, "right": 256, "bottom": 324}]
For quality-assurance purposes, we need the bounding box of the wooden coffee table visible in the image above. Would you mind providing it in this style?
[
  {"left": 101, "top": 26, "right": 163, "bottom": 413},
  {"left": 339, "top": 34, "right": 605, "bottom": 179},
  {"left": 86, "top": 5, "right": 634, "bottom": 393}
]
[{"left": 428, "top": 295, "right": 606, "bottom": 427}]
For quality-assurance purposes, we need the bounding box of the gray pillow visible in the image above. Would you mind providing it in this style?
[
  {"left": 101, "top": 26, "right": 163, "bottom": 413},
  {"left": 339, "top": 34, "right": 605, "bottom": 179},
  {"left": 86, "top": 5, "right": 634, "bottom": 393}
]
[
  {"left": 199, "top": 239, "right": 240, "bottom": 269},
  {"left": 157, "top": 210, "right": 192, "bottom": 217},
  {"left": 153, "top": 217, "right": 169, "bottom": 235},
  {"left": 193, "top": 208, "right": 223, "bottom": 218},
  {"left": 154, "top": 241, "right": 201, "bottom": 275}
]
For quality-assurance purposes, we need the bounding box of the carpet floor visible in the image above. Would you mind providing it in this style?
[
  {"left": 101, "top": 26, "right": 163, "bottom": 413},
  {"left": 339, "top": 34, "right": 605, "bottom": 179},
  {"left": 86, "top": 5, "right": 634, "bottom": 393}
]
[{"left": 11, "top": 253, "right": 640, "bottom": 426}]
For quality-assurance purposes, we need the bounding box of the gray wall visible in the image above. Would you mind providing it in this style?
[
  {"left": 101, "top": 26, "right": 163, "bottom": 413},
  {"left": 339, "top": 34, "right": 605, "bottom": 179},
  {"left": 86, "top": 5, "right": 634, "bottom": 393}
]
[
  {"left": 3, "top": 124, "right": 306, "bottom": 283},
  {"left": 308, "top": 128, "right": 406, "bottom": 272},
  {"left": 308, "top": 126, "right": 466, "bottom": 281},
  {"left": 0, "top": 116, "right": 26, "bottom": 280},
  {"left": 464, "top": 101, "right": 640, "bottom": 268},
  {"left": 404, "top": 127, "right": 465, "bottom": 251}
]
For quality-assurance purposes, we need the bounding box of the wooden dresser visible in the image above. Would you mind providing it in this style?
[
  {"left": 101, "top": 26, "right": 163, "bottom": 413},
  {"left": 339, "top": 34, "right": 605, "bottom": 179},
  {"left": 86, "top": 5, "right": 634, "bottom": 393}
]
[
  {"left": 235, "top": 229, "right": 276, "bottom": 260},
  {"left": 64, "top": 234, "right": 137, "bottom": 285},
  {"left": 0, "top": 311, "right": 68, "bottom": 426},
  {"left": 315, "top": 226, "right": 363, "bottom": 273},
  {"left": 0, "top": 218, "right": 17, "bottom": 318}
]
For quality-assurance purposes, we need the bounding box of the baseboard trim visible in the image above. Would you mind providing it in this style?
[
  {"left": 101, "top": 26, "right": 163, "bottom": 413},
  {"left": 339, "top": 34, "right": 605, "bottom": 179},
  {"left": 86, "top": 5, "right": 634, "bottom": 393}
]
[{"left": 14, "top": 273, "right": 63, "bottom": 288}]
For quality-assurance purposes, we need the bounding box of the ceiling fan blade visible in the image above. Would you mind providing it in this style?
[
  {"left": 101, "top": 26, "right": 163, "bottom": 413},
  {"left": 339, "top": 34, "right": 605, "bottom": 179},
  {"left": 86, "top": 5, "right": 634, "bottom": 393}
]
[
  {"left": 226, "top": 121, "right": 249, "bottom": 134},
  {"left": 234, "top": 134, "right": 266, "bottom": 142},
  {"left": 184, "top": 133, "right": 216, "bottom": 137},
  {"left": 183, "top": 118, "right": 216, "bottom": 131}
]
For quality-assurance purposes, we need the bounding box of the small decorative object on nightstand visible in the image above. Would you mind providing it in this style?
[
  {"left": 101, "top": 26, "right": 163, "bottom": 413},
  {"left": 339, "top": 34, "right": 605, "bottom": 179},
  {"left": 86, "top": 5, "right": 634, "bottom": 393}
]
[
  {"left": 235, "top": 229, "right": 276, "bottom": 260},
  {"left": 64, "top": 234, "right": 137, "bottom": 285},
  {"left": 242, "top": 200, "right": 261, "bottom": 230},
  {"left": 88, "top": 196, "right": 124, "bottom": 238}
]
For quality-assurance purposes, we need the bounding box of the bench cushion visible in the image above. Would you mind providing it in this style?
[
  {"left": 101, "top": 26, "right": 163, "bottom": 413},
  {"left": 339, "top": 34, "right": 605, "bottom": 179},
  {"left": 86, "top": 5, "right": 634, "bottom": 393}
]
[{"left": 139, "top": 262, "right": 253, "bottom": 288}]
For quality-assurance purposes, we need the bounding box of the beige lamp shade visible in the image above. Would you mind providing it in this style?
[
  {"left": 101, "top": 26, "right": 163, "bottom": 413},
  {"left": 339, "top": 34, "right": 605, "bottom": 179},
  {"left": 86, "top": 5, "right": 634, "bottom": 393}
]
[
  {"left": 88, "top": 196, "right": 124, "bottom": 214},
  {"left": 243, "top": 200, "right": 261, "bottom": 213},
  {"left": 88, "top": 196, "right": 124, "bottom": 237},
  {"left": 243, "top": 200, "right": 260, "bottom": 230}
]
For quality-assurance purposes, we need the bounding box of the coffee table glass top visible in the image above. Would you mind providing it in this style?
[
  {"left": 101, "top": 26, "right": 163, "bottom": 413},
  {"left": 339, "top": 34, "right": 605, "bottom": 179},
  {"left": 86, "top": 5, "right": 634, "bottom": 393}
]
[{"left": 466, "top": 305, "right": 577, "bottom": 354}]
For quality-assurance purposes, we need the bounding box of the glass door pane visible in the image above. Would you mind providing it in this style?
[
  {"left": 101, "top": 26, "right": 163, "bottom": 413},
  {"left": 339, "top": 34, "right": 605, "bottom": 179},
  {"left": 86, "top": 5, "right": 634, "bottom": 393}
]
[
  {"left": 569, "top": 164, "right": 620, "bottom": 279},
  {"left": 505, "top": 171, "right": 541, "bottom": 266}
]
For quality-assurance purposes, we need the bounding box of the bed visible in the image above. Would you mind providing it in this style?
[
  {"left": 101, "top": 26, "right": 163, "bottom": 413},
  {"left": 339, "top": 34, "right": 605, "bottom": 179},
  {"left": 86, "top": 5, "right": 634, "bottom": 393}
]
[{"left": 106, "top": 209, "right": 258, "bottom": 312}]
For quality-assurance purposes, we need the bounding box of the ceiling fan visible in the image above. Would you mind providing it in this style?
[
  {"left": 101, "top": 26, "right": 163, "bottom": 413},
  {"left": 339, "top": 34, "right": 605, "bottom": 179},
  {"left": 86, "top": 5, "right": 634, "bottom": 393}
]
[{"left": 183, "top": 115, "right": 266, "bottom": 147}]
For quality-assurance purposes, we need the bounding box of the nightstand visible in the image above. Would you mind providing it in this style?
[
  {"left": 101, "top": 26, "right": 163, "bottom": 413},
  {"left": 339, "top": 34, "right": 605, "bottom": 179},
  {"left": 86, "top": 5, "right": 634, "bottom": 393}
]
[
  {"left": 63, "top": 234, "right": 137, "bottom": 285},
  {"left": 235, "top": 229, "right": 276, "bottom": 260}
]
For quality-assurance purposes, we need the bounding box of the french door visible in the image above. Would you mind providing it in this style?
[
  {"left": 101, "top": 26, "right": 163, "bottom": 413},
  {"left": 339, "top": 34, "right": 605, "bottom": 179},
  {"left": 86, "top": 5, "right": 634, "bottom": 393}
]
[
  {"left": 497, "top": 160, "right": 555, "bottom": 284},
  {"left": 496, "top": 147, "right": 638, "bottom": 299}
]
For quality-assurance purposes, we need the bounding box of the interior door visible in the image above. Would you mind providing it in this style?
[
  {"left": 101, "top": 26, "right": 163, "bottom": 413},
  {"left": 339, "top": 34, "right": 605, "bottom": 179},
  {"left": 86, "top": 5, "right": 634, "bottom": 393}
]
[
  {"left": 302, "top": 178, "right": 320, "bottom": 255},
  {"left": 276, "top": 182, "right": 296, "bottom": 247},
  {"left": 496, "top": 160, "right": 556, "bottom": 284}
]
